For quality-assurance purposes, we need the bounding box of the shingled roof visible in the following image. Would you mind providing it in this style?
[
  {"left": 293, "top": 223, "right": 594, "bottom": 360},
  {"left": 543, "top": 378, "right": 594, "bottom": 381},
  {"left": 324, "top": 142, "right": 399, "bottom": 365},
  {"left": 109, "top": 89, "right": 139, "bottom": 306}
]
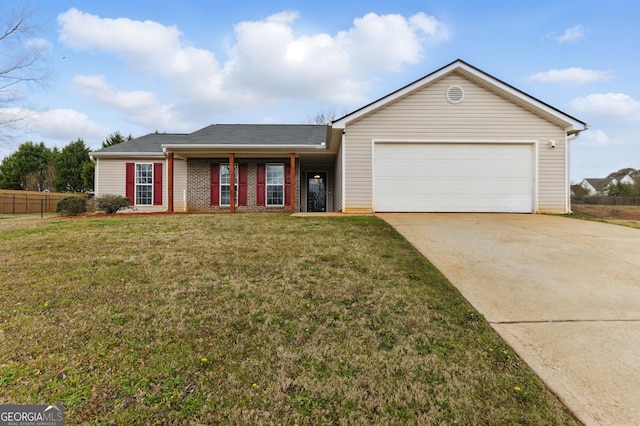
[
  {"left": 582, "top": 178, "right": 613, "bottom": 192},
  {"left": 189, "top": 124, "right": 329, "bottom": 146},
  {"left": 92, "top": 124, "right": 329, "bottom": 156},
  {"left": 94, "top": 133, "right": 189, "bottom": 154}
]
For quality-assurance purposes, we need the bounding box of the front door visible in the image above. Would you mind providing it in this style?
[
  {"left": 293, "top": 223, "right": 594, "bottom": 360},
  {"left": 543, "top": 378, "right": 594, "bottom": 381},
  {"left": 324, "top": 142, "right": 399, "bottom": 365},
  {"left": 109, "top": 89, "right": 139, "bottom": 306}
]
[{"left": 307, "top": 172, "right": 327, "bottom": 212}]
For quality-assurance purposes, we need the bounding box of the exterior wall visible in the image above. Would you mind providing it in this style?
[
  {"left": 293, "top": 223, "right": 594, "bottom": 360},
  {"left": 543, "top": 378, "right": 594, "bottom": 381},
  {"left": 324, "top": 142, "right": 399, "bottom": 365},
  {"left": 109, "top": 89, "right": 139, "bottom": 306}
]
[
  {"left": 343, "top": 73, "right": 568, "bottom": 213},
  {"left": 95, "top": 158, "right": 126, "bottom": 198},
  {"left": 95, "top": 157, "right": 167, "bottom": 213},
  {"left": 333, "top": 138, "right": 344, "bottom": 212},
  {"left": 173, "top": 158, "right": 188, "bottom": 212},
  {"left": 187, "top": 158, "right": 299, "bottom": 213}
]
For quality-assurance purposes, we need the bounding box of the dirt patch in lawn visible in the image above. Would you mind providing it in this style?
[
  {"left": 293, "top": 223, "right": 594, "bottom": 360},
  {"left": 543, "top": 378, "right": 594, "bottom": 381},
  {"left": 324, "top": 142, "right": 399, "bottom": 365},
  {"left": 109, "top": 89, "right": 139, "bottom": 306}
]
[{"left": 572, "top": 204, "right": 640, "bottom": 220}]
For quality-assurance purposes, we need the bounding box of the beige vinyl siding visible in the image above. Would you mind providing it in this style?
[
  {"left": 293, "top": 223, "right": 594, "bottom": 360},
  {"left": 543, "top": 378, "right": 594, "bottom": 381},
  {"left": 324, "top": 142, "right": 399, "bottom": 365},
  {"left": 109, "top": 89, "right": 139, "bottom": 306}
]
[
  {"left": 95, "top": 157, "right": 168, "bottom": 213},
  {"left": 173, "top": 158, "right": 187, "bottom": 212},
  {"left": 333, "top": 139, "right": 344, "bottom": 212},
  {"left": 537, "top": 138, "right": 568, "bottom": 213},
  {"left": 95, "top": 158, "right": 127, "bottom": 198},
  {"left": 343, "top": 73, "right": 568, "bottom": 213}
]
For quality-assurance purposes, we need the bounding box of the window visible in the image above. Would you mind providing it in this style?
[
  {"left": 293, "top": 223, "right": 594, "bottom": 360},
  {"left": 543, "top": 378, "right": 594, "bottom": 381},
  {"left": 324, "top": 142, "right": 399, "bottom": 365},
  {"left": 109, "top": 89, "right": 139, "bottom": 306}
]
[
  {"left": 266, "top": 164, "right": 284, "bottom": 206},
  {"left": 220, "top": 164, "right": 238, "bottom": 206},
  {"left": 136, "top": 163, "right": 153, "bottom": 205}
]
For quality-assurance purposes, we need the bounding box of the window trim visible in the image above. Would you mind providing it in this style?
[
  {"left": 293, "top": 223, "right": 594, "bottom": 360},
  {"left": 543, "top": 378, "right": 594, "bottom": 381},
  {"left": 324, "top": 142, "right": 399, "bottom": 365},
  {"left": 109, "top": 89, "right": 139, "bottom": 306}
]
[
  {"left": 266, "top": 163, "right": 285, "bottom": 206},
  {"left": 135, "top": 163, "right": 153, "bottom": 206}
]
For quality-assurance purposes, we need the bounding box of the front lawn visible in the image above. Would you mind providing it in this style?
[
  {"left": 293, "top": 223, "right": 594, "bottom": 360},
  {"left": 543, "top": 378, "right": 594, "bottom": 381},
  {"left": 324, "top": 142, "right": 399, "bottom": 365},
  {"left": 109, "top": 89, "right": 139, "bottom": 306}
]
[{"left": 0, "top": 214, "right": 578, "bottom": 424}]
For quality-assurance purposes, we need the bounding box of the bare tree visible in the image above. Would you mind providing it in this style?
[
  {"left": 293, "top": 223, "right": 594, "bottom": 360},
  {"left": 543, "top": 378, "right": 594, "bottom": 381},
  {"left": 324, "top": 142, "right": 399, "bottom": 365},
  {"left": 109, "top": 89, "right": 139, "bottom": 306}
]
[
  {"left": 0, "top": 6, "right": 48, "bottom": 128},
  {"left": 308, "top": 108, "right": 348, "bottom": 125}
]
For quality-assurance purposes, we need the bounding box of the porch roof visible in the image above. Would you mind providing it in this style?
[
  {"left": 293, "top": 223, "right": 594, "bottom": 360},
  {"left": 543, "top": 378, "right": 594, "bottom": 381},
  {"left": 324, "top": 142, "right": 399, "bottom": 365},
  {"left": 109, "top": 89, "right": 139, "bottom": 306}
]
[{"left": 91, "top": 124, "right": 332, "bottom": 159}]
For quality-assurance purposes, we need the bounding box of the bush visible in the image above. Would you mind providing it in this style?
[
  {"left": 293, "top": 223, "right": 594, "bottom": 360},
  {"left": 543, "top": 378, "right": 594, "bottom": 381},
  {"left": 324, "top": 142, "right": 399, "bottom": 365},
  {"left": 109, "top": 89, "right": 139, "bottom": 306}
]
[
  {"left": 94, "top": 194, "right": 131, "bottom": 214},
  {"left": 56, "top": 196, "right": 87, "bottom": 216}
]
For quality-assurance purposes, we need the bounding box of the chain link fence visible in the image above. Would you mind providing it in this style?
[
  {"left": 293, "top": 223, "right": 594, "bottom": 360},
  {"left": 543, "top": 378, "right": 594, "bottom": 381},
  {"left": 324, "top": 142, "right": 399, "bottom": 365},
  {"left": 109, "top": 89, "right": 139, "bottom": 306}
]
[{"left": 571, "top": 196, "right": 640, "bottom": 206}]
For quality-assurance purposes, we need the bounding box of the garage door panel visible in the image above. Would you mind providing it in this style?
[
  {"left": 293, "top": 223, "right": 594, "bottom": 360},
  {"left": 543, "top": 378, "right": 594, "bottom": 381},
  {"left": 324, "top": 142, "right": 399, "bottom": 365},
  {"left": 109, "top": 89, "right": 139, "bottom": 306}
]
[{"left": 374, "top": 143, "right": 534, "bottom": 213}]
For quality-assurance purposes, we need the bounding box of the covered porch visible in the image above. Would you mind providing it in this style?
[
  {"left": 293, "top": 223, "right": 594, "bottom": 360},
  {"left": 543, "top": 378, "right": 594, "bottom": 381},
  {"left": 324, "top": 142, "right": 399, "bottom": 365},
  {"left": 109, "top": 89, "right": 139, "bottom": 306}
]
[{"left": 163, "top": 145, "right": 336, "bottom": 214}]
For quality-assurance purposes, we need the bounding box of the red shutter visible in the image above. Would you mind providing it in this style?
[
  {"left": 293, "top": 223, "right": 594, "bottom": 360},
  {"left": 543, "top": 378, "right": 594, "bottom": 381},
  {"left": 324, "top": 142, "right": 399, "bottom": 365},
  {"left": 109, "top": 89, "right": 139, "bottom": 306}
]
[
  {"left": 125, "top": 163, "right": 135, "bottom": 205},
  {"left": 210, "top": 163, "right": 220, "bottom": 206},
  {"left": 238, "top": 164, "right": 248, "bottom": 206},
  {"left": 284, "top": 163, "right": 291, "bottom": 206},
  {"left": 153, "top": 163, "right": 163, "bottom": 206},
  {"left": 256, "top": 163, "right": 265, "bottom": 206}
]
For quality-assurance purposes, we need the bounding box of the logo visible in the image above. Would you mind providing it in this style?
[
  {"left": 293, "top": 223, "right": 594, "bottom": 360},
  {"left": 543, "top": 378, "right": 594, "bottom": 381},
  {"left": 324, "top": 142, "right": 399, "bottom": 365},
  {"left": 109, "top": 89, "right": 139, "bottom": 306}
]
[{"left": 0, "top": 404, "right": 64, "bottom": 426}]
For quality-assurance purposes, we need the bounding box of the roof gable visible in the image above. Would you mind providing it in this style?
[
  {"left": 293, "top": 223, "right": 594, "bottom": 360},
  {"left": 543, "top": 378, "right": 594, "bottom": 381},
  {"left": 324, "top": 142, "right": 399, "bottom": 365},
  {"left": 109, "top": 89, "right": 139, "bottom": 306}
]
[
  {"left": 582, "top": 178, "right": 613, "bottom": 192},
  {"left": 332, "top": 59, "right": 587, "bottom": 132}
]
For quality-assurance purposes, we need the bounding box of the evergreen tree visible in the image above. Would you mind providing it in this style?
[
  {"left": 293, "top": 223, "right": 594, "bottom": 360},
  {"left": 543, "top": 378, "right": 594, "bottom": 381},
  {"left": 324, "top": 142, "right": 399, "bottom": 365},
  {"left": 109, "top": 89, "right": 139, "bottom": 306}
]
[
  {"left": 0, "top": 142, "right": 54, "bottom": 190},
  {"left": 53, "top": 139, "right": 90, "bottom": 192},
  {"left": 102, "top": 132, "right": 133, "bottom": 148}
]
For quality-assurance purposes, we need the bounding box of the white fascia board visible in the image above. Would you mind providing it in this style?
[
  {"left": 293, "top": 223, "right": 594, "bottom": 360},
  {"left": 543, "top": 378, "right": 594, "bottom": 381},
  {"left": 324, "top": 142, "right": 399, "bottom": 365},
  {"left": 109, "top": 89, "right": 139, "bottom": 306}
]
[
  {"left": 162, "top": 144, "right": 325, "bottom": 150},
  {"left": 90, "top": 151, "right": 165, "bottom": 158}
]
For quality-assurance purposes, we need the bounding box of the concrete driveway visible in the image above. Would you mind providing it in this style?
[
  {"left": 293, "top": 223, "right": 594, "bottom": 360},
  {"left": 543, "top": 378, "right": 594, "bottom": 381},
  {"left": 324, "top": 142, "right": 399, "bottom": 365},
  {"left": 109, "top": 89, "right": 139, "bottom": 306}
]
[{"left": 378, "top": 213, "right": 640, "bottom": 426}]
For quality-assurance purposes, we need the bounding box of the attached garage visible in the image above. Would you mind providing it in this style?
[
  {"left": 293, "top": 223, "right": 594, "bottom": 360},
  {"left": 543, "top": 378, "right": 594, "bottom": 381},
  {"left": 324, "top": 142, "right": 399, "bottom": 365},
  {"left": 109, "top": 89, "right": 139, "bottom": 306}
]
[
  {"left": 373, "top": 142, "right": 535, "bottom": 213},
  {"left": 332, "top": 60, "right": 588, "bottom": 214}
]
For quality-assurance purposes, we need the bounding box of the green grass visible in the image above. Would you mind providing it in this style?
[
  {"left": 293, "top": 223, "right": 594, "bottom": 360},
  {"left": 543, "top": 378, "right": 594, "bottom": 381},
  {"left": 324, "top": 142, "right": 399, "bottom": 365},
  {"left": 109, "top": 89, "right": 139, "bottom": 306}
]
[{"left": 0, "top": 214, "right": 579, "bottom": 424}]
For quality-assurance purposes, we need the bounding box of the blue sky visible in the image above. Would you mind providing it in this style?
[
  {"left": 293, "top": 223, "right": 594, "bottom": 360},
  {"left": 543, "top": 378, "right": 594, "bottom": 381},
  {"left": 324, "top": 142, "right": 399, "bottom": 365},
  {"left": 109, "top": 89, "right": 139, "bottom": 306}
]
[{"left": 1, "top": 0, "right": 638, "bottom": 182}]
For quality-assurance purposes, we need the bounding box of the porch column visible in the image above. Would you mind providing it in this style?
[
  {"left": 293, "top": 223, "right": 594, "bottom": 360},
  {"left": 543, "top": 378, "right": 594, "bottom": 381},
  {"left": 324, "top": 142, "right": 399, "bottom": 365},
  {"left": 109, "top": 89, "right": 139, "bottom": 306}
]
[
  {"left": 290, "top": 153, "right": 296, "bottom": 213},
  {"left": 167, "top": 152, "right": 174, "bottom": 213},
  {"left": 229, "top": 153, "right": 235, "bottom": 213}
]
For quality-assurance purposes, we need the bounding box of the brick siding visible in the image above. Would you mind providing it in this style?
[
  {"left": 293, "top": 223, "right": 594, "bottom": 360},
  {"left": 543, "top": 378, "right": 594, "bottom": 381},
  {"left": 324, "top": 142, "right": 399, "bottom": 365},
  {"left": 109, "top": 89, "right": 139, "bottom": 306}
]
[{"left": 187, "top": 158, "right": 299, "bottom": 213}]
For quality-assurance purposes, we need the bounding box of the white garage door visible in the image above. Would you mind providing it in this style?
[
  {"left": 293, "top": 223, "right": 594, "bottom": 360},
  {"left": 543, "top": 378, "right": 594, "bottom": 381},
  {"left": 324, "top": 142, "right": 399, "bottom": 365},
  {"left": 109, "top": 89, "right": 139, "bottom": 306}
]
[{"left": 374, "top": 143, "right": 534, "bottom": 212}]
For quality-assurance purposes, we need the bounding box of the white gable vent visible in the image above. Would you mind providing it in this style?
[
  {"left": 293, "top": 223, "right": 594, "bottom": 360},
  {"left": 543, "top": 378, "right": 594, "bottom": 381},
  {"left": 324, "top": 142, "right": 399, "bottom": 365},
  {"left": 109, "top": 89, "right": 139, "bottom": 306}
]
[{"left": 446, "top": 85, "right": 464, "bottom": 104}]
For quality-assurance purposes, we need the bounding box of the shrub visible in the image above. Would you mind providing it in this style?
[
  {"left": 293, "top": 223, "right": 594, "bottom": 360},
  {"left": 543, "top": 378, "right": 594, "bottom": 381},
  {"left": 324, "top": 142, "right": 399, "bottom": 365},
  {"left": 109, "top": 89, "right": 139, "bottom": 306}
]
[
  {"left": 94, "top": 194, "right": 131, "bottom": 214},
  {"left": 56, "top": 196, "right": 87, "bottom": 216},
  {"left": 85, "top": 198, "right": 96, "bottom": 213}
]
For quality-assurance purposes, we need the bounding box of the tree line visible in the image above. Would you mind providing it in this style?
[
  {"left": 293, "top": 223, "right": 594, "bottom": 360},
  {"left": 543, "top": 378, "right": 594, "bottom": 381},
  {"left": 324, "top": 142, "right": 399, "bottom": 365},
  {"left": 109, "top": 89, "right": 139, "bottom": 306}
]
[{"left": 0, "top": 132, "right": 131, "bottom": 193}]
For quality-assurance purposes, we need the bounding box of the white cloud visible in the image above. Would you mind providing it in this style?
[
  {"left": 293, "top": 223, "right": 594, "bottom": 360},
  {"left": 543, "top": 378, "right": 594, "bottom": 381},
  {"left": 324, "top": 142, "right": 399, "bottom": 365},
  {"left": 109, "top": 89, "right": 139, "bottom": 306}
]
[
  {"left": 555, "top": 25, "right": 586, "bottom": 43},
  {"left": 0, "top": 107, "right": 108, "bottom": 142},
  {"left": 73, "top": 75, "right": 157, "bottom": 110},
  {"left": 333, "top": 12, "right": 448, "bottom": 74},
  {"left": 575, "top": 128, "right": 618, "bottom": 146},
  {"left": 25, "top": 37, "right": 53, "bottom": 53},
  {"left": 72, "top": 75, "right": 183, "bottom": 129},
  {"left": 58, "top": 8, "right": 218, "bottom": 76},
  {"left": 568, "top": 93, "right": 640, "bottom": 120},
  {"left": 29, "top": 109, "right": 107, "bottom": 141},
  {"left": 528, "top": 68, "right": 612, "bottom": 84},
  {"left": 410, "top": 12, "right": 450, "bottom": 43},
  {"left": 57, "top": 8, "right": 450, "bottom": 112},
  {"left": 568, "top": 93, "right": 640, "bottom": 179}
]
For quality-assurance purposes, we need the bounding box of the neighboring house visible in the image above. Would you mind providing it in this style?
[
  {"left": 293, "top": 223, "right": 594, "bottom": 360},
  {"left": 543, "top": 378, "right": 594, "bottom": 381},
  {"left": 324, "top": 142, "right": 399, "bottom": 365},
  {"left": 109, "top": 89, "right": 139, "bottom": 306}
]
[
  {"left": 91, "top": 59, "right": 588, "bottom": 214},
  {"left": 611, "top": 173, "right": 636, "bottom": 186},
  {"left": 580, "top": 178, "right": 614, "bottom": 196},
  {"left": 580, "top": 174, "right": 636, "bottom": 196}
]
